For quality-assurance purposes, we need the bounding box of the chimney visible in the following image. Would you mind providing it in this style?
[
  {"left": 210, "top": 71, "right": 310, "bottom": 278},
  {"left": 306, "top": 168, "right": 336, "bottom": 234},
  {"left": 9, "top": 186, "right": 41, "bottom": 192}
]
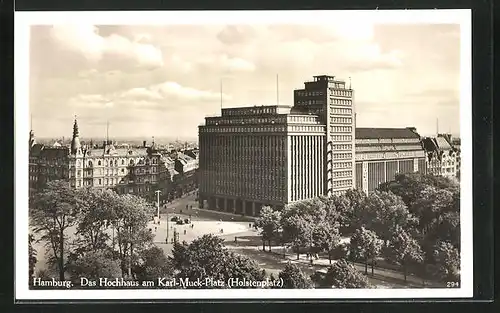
[{"left": 143, "top": 140, "right": 147, "bottom": 148}]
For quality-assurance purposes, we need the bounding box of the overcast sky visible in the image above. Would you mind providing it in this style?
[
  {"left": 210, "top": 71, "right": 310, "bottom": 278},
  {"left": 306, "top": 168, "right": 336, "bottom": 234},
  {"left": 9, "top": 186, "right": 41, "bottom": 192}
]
[{"left": 29, "top": 23, "right": 461, "bottom": 139}]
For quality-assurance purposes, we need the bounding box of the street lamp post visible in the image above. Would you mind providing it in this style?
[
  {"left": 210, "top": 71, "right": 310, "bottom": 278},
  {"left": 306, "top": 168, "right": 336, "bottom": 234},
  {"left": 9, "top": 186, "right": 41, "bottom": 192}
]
[{"left": 155, "top": 190, "right": 161, "bottom": 219}]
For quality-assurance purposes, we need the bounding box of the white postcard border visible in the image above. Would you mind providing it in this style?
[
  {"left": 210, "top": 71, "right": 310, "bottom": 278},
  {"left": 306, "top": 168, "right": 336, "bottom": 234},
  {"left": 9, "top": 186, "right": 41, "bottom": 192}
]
[{"left": 14, "top": 9, "right": 473, "bottom": 300}]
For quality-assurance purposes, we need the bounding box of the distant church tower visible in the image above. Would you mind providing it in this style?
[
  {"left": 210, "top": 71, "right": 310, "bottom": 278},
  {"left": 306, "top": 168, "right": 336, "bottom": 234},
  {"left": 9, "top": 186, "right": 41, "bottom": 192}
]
[
  {"left": 29, "top": 129, "right": 36, "bottom": 149},
  {"left": 29, "top": 115, "right": 36, "bottom": 149},
  {"left": 70, "top": 116, "right": 82, "bottom": 155}
]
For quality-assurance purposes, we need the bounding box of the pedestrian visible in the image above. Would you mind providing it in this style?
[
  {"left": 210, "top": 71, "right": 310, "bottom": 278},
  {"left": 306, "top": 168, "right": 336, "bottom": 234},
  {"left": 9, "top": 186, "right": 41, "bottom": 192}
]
[
  {"left": 155, "top": 226, "right": 157, "bottom": 232},
  {"left": 249, "top": 223, "right": 252, "bottom": 228},
  {"left": 165, "top": 237, "right": 168, "bottom": 244},
  {"left": 310, "top": 259, "right": 313, "bottom": 266},
  {"left": 184, "top": 229, "right": 187, "bottom": 235}
]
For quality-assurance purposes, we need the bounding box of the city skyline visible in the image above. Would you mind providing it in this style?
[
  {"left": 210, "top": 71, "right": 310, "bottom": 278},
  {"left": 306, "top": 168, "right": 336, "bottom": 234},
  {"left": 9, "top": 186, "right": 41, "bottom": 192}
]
[{"left": 30, "top": 23, "right": 460, "bottom": 139}]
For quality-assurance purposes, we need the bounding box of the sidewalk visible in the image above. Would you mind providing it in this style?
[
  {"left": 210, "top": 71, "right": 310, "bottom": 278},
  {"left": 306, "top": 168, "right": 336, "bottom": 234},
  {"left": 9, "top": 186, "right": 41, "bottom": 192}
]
[{"left": 225, "top": 243, "right": 444, "bottom": 288}]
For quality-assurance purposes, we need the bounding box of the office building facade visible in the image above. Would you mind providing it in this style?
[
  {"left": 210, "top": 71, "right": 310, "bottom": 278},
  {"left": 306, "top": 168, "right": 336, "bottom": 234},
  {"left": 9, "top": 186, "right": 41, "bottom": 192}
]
[
  {"left": 199, "top": 75, "right": 436, "bottom": 216},
  {"left": 198, "top": 75, "right": 354, "bottom": 214},
  {"left": 354, "top": 128, "right": 427, "bottom": 193}
]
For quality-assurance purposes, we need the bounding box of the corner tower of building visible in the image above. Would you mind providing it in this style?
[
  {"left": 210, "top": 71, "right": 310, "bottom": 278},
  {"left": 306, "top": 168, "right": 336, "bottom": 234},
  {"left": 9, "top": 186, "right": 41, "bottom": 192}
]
[{"left": 293, "top": 75, "right": 356, "bottom": 196}]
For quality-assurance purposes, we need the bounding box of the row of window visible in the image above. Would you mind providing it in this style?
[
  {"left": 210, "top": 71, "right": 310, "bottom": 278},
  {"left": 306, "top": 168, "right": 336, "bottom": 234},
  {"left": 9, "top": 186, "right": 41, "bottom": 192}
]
[
  {"left": 131, "top": 166, "right": 158, "bottom": 174},
  {"left": 288, "top": 116, "right": 319, "bottom": 123},
  {"left": 330, "top": 126, "right": 352, "bottom": 133},
  {"left": 332, "top": 144, "right": 352, "bottom": 151},
  {"left": 73, "top": 157, "right": 159, "bottom": 168},
  {"left": 223, "top": 107, "right": 275, "bottom": 116},
  {"left": 332, "top": 108, "right": 352, "bottom": 115},
  {"left": 289, "top": 126, "right": 324, "bottom": 133},
  {"left": 333, "top": 170, "right": 352, "bottom": 178},
  {"left": 295, "top": 90, "right": 325, "bottom": 97},
  {"left": 333, "top": 153, "right": 353, "bottom": 160},
  {"left": 330, "top": 117, "right": 352, "bottom": 124},
  {"left": 329, "top": 89, "right": 353, "bottom": 97},
  {"left": 331, "top": 135, "right": 353, "bottom": 141},
  {"left": 207, "top": 117, "right": 287, "bottom": 126},
  {"left": 332, "top": 179, "right": 352, "bottom": 188},
  {"left": 332, "top": 190, "right": 347, "bottom": 196},
  {"left": 333, "top": 161, "right": 352, "bottom": 169},
  {"left": 201, "top": 126, "right": 286, "bottom": 133},
  {"left": 330, "top": 98, "right": 352, "bottom": 106},
  {"left": 39, "top": 158, "right": 67, "bottom": 166},
  {"left": 296, "top": 99, "right": 324, "bottom": 106}
]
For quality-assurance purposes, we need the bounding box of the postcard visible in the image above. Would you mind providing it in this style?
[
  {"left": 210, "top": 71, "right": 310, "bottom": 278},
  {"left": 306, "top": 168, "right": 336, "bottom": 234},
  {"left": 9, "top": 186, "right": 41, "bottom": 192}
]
[{"left": 15, "top": 9, "right": 472, "bottom": 300}]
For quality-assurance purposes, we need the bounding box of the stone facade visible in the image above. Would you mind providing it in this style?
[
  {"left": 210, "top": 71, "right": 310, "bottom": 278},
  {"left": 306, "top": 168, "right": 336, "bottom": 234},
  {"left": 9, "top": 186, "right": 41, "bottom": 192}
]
[
  {"left": 354, "top": 128, "right": 427, "bottom": 193},
  {"left": 28, "top": 118, "right": 198, "bottom": 203}
]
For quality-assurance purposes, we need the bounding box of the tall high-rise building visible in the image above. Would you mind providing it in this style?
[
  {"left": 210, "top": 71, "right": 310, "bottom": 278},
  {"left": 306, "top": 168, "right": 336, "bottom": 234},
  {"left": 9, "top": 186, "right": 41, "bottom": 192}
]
[
  {"left": 198, "top": 75, "right": 355, "bottom": 215},
  {"left": 293, "top": 75, "right": 356, "bottom": 196}
]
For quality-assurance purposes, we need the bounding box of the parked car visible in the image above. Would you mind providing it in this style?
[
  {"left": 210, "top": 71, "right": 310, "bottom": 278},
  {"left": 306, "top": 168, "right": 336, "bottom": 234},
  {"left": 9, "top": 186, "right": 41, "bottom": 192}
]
[
  {"left": 176, "top": 220, "right": 185, "bottom": 225},
  {"left": 171, "top": 216, "right": 179, "bottom": 222},
  {"left": 184, "top": 218, "right": 190, "bottom": 224}
]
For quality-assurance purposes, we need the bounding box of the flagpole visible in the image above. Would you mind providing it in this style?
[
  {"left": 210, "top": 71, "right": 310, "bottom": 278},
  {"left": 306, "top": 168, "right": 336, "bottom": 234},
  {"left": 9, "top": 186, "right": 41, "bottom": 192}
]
[
  {"left": 276, "top": 74, "right": 279, "bottom": 106},
  {"left": 220, "top": 79, "right": 223, "bottom": 112}
]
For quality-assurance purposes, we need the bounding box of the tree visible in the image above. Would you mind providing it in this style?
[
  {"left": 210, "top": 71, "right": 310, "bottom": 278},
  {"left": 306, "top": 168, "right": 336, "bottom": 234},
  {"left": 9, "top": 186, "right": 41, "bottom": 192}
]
[
  {"left": 354, "top": 191, "right": 417, "bottom": 241},
  {"left": 171, "top": 235, "right": 264, "bottom": 288},
  {"left": 410, "top": 186, "right": 457, "bottom": 235},
  {"left": 330, "top": 242, "right": 350, "bottom": 260},
  {"left": 349, "top": 227, "right": 383, "bottom": 275},
  {"left": 386, "top": 226, "right": 425, "bottom": 282},
  {"left": 67, "top": 250, "right": 122, "bottom": 284},
  {"left": 72, "top": 188, "right": 117, "bottom": 254},
  {"left": 431, "top": 241, "right": 460, "bottom": 282},
  {"left": 224, "top": 252, "right": 266, "bottom": 284},
  {"left": 171, "top": 240, "right": 189, "bottom": 270},
  {"left": 255, "top": 206, "right": 282, "bottom": 252},
  {"left": 28, "top": 234, "right": 37, "bottom": 284},
  {"left": 172, "top": 235, "right": 228, "bottom": 285},
  {"left": 30, "top": 180, "right": 81, "bottom": 280},
  {"left": 379, "top": 173, "right": 459, "bottom": 208},
  {"left": 111, "top": 194, "right": 155, "bottom": 277},
  {"left": 321, "top": 259, "right": 371, "bottom": 288},
  {"left": 134, "top": 246, "right": 173, "bottom": 282},
  {"left": 278, "top": 263, "right": 314, "bottom": 289},
  {"left": 312, "top": 223, "right": 341, "bottom": 264},
  {"left": 281, "top": 214, "right": 315, "bottom": 260},
  {"left": 341, "top": 189, "right": 368, "bottom": 234}
]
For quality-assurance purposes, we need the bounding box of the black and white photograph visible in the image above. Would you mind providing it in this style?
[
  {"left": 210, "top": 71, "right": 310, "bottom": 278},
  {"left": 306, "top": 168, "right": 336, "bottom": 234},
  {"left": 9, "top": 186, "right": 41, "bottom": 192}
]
[{"left": 15, "top": 10, "right": 472, "bottom": 300}]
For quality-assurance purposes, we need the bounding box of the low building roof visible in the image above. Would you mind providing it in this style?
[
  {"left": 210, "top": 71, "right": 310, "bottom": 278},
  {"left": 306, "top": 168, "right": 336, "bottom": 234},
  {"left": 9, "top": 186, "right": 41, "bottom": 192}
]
[
  {"left": 29, "top": 143, "right": 45, "bottom": 157},
  {"left": 355, "top": 127, "right": 420, "bottom": 139},
  {"left": 87, "top": 147, "right": 148, "bottom": 157},
  {"left": 435, "top": 136, "right": 453, "bottom": 150}
]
